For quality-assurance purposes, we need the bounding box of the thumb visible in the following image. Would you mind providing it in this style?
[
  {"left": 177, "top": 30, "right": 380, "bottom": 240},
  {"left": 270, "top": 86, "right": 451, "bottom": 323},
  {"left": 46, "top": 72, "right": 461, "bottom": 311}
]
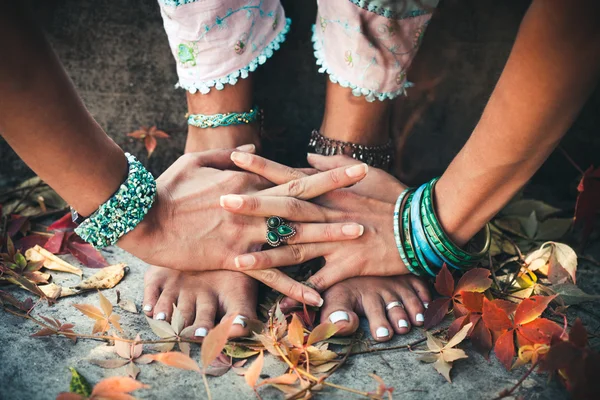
[
  {"left": 306, "top": 153, "right": 362, "bottom": 171},
  {"left": 305, "top": 263, "right": 353, "bottom": 293},
  {"left": 189, "top": 145, "right": 256, "bottom": 170}
]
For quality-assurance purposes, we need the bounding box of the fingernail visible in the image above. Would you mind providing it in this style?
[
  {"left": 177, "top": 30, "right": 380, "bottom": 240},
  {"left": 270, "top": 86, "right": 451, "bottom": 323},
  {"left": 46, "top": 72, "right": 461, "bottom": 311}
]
[
  {"left": 305, "top": 292, "right": 324, "bottom": 307},
  {"left": 398, "top": 319, "right": 409, "bottom": 328},
  {"left": 233, "top": 315, "right": 247, "bottom": 328},
  {"left": 236, "top": 144, "right": 255, "bottom": 152},
  {"left": 195, "top": 327, "right": 208, "bottom": 337},
  {"left": 231, "top": 151, "right": 251, "bottom": 166},
  {"left": 235, "top": 254, "right": 256, "bottom": 269},
  {"left": 376, "top": 327, "right": 390, "bottom": 338},
  {"left": 416, "top": 313, "right": 424, "bottom": 323},
  {"left": 342, "top": 224, "right": 364, "bottom": 237},
  {"left": 329, "top": 311, "right": 350, "bottom": 324},
  {"left": 423, "top": 302, "right": 429, "bottom": 309},
  {"left": 220, "top": 195, "right": 243, "bottom": 209},
  {"left": 143, "top": 304, "right": 152, "bottom": 312},
  {"left": 155, "top": 312, "right": 166, "bottom": 321},
  {"left": 345, "top": 163, "right": 368, "bottom": 178}
]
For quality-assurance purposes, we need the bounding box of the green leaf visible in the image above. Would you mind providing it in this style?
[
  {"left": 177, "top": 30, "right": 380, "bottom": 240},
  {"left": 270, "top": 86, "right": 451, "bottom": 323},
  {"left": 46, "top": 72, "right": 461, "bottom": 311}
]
[
  {"left": 501, "top": 199, "right": 561, "bottom": 220},
  {"left": 520, "top": 211, "right": 539, "bottom": 239},
  {"left": 14, "top": 252, "right": 27, "bottom": 270},
  {"left": 535, "top": 218, "right": 572, "bottom": 241},
  {"left": 551, "top": 242, "right": 578, "bottom": 283},
  {"left": 68, "top": 367, "right": 92, "bottom": 396},
  {"left": 223, "top": 344, "right": 260, "bottom": 359},
  {"left": 550, "top": 283, "right": 600, "bottom": 305}
]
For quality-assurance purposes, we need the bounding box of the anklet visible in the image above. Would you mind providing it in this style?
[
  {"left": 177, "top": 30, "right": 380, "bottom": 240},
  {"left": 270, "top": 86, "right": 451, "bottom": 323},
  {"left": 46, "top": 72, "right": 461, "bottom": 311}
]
[
  {"left": 307, "top": 130, "right": 394, "bottom": 170},
  {"left": 187, "top": 106, "right": 261, "bottom": 129}
]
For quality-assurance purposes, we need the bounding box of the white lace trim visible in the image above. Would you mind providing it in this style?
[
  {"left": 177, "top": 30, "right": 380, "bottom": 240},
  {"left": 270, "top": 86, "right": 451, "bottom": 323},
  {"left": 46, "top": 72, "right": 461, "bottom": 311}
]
[
  {"left": 311, "top": 25, "right": 413, "bottom": 102},
  {"left": 175, "top": 18, "right": 291, "bottom": 94}
]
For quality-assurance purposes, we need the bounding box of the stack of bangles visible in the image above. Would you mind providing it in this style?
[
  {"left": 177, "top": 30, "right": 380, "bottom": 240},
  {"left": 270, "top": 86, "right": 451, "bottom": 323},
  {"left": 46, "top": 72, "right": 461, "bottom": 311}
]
[{"left": 394, "top": 178, "right": 491, "bottom": 277}]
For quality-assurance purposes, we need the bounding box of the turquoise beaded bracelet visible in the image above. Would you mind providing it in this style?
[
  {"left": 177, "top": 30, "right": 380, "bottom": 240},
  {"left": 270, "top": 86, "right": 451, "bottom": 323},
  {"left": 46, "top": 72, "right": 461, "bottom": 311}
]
[
  {"left": 74, "top": 153, "right": 157, "bottom": 249},
  {"left": 187, "top": 106, "right": 260, "bottom": 129}
]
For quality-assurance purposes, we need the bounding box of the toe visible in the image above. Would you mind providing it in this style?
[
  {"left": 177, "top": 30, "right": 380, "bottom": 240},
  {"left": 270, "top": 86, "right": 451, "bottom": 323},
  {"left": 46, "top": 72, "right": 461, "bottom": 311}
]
[
  {"left": 143, "top": 267, "right": 164, "bottom": 317},
  {"left": 380, "top": 291, "right": 411, "bottom": 335},
  {"left": 152, "top": 288, "right": 178, "bottom": 321},
  {"left": 361, "top": 294, "right": 394, "bottom": 342},
  {"left": 320, "top": 286, "right": 359, "bottom": 336},
  {"left": 410, "top": 277, "right": 432, "bottom": 310},
  {"left": 175, "top": 293, "right": 197, "bottom": 330},
  {"left": 221, "top": 275, "right": 259, "bottom": 338},
  {"left": 185, "top": 291, "right": 219, "bottom": 339},
  {"left": 398, "top": 286, "right": 426, "bottom": 326}
]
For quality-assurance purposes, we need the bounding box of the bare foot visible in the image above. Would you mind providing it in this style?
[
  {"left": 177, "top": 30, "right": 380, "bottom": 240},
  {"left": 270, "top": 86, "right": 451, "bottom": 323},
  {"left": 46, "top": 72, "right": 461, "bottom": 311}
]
[
  {"left": 319, "top": 275, "right": 431, "bottom": 342},
  {"left": 142, "top": 266, "right": 258, "bottom": 338}
]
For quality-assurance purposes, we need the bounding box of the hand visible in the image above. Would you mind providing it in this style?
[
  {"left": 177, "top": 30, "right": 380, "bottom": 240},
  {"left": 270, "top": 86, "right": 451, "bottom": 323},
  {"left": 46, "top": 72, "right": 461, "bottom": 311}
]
[
  {"left": 225, "top": 152, "right": 412, "bottom": 295},
  {"left": 117, "top": 149, "right": 368, "bottom": 306}
]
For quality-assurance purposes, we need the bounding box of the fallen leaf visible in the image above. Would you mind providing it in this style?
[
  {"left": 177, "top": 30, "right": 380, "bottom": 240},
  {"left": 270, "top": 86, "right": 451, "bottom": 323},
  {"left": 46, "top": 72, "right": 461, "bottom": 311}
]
[
  {"left": 91, "top": 376, "right": 149, "bottom": 397},
  {"left": 118, "top": 298, "right": 138, "bottom": 313},
  {"left": 306, "top": 322, "right": 339, "bottom": 347},
  {"left": 201, "top": 316, "right": 234, "bottom": 372},
  {"left": 288, "top": 313, "right": 305, "bottom": 349},
  {"left": 25, "top": 245, "right": 82, "bottom": 276},
  {"left": 223, "top": 344, "right": 259, "bottom": 359},
  {"left": 244, "top": 351, "right": 264, "bottom": 388},
  {"left": 147, "top": 352, "right": 200, "bottom": 372}
]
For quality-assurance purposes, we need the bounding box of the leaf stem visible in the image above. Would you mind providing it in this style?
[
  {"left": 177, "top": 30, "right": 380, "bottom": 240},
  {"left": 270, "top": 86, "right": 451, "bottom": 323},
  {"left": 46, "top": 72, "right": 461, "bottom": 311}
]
[
  {"left": 201, "top": 372, "right": 212, "bottom": 400},
  {"left": 492, "top": 360, "right": 538, "bottom": 400}
]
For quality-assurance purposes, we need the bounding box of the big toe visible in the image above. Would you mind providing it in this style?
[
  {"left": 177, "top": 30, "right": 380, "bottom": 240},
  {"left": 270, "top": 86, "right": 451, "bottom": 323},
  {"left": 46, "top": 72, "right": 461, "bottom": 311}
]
[{"left": 320, "top": 287, "right": 359, "bottom": 336}]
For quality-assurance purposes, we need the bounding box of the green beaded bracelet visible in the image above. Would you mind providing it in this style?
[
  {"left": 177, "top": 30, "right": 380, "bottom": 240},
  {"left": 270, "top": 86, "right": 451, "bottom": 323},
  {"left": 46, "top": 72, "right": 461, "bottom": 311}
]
[
  {"left": 187, "top": 106, "right": 260, "bottom": 128},
  {"left": 74, "top": 153, "right": 157, "bottom": 249}
]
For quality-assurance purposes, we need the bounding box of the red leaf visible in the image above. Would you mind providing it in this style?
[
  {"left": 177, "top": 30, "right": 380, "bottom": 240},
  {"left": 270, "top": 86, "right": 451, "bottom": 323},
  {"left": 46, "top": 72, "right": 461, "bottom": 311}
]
[
  {"left": 460, "top": 291, "right": 484, "bottom": 313},
  {"left": 145, "top": 135, "right": 157, "bottom": 158},
  {"left": 92, "top": 376, "right": 149, "bottom": 396},
  {"left": 568, "top": 318, "right": 588, "bottom": 348},
  {"left": 493, "top": 299, "right": 518, "bottom": 316},
  {"left": 454, "top": 268, "right": 492, "bottom": 293},
  {"left": 482, "top": 298, "right": 513, "bottom": 332},
  {"left": 514, "top": 295, "right": 557, "bottom": 325},
  {"left": 434, "top": 264, "right": 454, "bottom": 297},
  {"left": 150, "top": 127, "right": 170, "bottom": 138},
  {"left": 14, "top": 235, "right": 48, "bottom": 252},
  {"left": 447, "top": 315, "right": 469, "bottom": 339},
  {"left": 574, "top": 165, "right": 600, "bottom": 242},
  {"left": 67, "top": 240, "right": 108, "bottom": 268},
  {"left": 7, "top": 215, "right": 29, "bottom": 237},
  {"left": 47, "top": 212, "right": 77, "bottom": 232},
  {"left": 495, "top": 330, "right": 515, "bottom": 370},
  {"left": 470, "top": 316, "right": 493, "bottom": 359},
  {"left": 44, "top": 232, "right": 66, "bottom": 254},
  {"left": 127, "top": 128, "right": 148, "bottom": 139},
  {"left": 423, "top": 298, "right": 452, "bottom": 330},
  {"left": 517, "top": 318, "right": 563, "bottom": 345}
]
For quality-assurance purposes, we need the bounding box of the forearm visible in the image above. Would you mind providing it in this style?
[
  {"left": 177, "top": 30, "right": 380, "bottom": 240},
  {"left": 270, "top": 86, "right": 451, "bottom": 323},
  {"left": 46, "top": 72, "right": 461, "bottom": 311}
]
[
  {"left": 0, "top": 2, "right": 126, "bottom": 216},
  {"left": 435, "top": 0, "right": 600, "bottom": 245}
]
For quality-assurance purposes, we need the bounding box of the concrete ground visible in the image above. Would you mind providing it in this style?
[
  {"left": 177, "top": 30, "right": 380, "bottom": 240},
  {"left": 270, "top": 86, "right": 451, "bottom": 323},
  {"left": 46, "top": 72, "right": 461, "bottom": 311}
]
[{"left": 1, "top": 0, "right": 600, "bottom": 399}]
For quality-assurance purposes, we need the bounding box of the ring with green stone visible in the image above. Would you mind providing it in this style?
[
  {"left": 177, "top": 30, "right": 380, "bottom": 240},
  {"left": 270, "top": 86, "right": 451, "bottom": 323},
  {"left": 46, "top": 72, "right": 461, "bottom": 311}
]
[{"left": 266, "top": 216, "right": 296, "bottom": 247}]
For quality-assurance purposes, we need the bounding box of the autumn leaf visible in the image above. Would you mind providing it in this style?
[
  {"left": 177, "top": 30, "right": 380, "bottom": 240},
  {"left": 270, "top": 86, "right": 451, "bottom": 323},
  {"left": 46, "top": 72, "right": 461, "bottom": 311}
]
[
  {"left": 127, "top": 126, "right": 170, "bottom": 158},
  {"left": 306, "top": 322, "right": 339, "bottom": 346},
  {"left": 417, "top": 323, "right": 472, "bottom": 382},
  {"left": 244, "top": 351, "right": 264, "bottom": 388},
  {"left": 32, "top": 315, "right": 77, "bottom": 343},
  {"left": 73, "top": 291, "right": 122, "bottom": 334},
  {"left": 574, "top": 165, "right": 600, "bottom": 243},
  {"left": 200, "top": 316, "right": 234, "bottom": 373},
  {"left": 368, "top": 373, "right": 394, "bottom": 399},
  {"left": 287, "top": 313, "right": 305, "bottom": 349},
  {"left": 145, "top": 351, "right": 200, "bottom": 372},
  {"left": 90, "top": 334, "right": 148, "bottom": 379},
  {"left": 145, "top": 304, "right": 192, "bottom": 355}
]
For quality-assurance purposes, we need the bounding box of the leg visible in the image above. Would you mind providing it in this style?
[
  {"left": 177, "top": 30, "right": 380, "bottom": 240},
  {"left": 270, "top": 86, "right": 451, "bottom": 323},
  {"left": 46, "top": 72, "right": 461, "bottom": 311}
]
[{"left": 319, "top": 275, "right": 431, "bottom": 342}]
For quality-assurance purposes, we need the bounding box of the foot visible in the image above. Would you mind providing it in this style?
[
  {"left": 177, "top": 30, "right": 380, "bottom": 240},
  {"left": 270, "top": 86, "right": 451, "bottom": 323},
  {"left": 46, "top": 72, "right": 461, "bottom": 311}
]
[
  {"left": 142, "top": 266, "right": 259, "bottom": 338},
  {"left": 319, "top": 275, "right": 431, "bottom": 342}
]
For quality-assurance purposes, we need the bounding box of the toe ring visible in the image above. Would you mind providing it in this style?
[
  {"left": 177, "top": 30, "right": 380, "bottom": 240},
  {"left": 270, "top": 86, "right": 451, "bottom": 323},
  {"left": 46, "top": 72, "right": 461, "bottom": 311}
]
[{"left": 386, "top": 301, "right": 404, "bottom": 311}]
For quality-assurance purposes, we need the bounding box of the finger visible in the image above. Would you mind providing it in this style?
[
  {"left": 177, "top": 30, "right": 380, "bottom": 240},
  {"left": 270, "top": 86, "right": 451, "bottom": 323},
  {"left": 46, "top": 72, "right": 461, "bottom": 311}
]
[
  {"left": 362, "top": 294, "right": 394, "bottom": 342},
  {"left": 231, "top": 152, "right": 308, "bottom": 184},
  {"left": 243, "top": 269, "right": 324, "bottom": 307},
  {"left": 187, "top": 146, "right": 255, "bottom": 170},
  {"left": 285, "top": 222, "right": 364, "bottom": 244},
  {"left": 220, "top": 194, "right": 331, "bottom": 222},
  {"left": 305, "top": 263, "right": 355, "bottom": 293},
  {"left": 234, "top": 242, "right": 334, "bottom": 270},
  {"left": 257, "top": 163, "right": 368, "bottom": 199},
  {"left": 306, "top": 153, "right": 363, "bottom": 171}
]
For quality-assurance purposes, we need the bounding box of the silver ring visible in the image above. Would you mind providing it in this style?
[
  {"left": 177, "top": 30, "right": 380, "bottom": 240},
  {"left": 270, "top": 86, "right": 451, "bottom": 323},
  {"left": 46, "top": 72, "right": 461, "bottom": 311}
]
[{"left": 386, "top": 301, "right": 404, "bottom": 311}]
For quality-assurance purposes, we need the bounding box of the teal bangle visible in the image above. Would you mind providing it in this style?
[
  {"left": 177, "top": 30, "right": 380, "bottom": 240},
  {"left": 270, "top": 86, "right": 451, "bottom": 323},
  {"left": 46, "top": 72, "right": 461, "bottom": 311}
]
[
  {"left": 74, "top": 153, "right": 157, "bottom": 249},
  {"left": 187, "top": 106, "right": 260, "bottom": 128},
  {"left": 394, "top": 188, "right": 421, "bottom": 276},
  {"left": 401, "top": 193, "right": 427, "bottom": 276}
]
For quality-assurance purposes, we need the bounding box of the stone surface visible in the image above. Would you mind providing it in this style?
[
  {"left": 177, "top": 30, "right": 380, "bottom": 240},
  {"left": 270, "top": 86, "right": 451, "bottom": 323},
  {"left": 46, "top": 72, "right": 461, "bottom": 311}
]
[
  {"left": 1, "top": 0, "right": 600, "bottom": 399},
  {"left": 2, "top": 244, "right": 599, "bottom": 400}
]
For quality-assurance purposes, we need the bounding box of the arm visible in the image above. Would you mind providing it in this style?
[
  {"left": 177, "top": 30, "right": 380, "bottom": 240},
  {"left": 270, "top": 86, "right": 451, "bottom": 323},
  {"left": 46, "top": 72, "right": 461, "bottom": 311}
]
[{"left": 435, "top": 0, "right": 600, "bottom": 245}]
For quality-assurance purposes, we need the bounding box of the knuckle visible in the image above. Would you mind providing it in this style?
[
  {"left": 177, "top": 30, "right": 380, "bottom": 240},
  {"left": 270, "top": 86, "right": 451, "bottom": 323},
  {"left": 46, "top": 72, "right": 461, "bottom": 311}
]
[
  {"left": 245, "top": 196, "right": 260, "bottom": 211},
  {"left": 328, "top": 169, "right": 343, "bottom": 185},
  {"left": 286, "top": 198, "right": 304, "bottom": 215},
  {"left": 289, "top": 245, "right": 306, "bottom": 263},
  {"left": 308, "top": 273, "right": 328, "bottom": 292},
  {"left": 258, "top": 269, "right": 279, "bottom": 285},
  {"left": 286, "top": 179, "right": 306, "bottom": 197},
  {"left": 322, "top": 225, "right": 335, "bottom": 241}
]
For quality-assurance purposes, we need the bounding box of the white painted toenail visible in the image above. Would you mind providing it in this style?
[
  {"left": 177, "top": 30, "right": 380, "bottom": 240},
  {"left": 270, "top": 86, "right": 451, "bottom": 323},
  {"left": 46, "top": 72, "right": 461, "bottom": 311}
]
[
  {"left": 155, "top": 312, "right": 166, "bottom": 320},
  {"left": 424, "top": 302, "right": 429, "bottom": 309},
  {"left": 233, "top": 315, "right": 247, "bottom": 328},
  {"left": 398, "top": 319, "right": 409, "bottom": 328},
  {"left": 143, "top": 305, "right": 152, "bottom": 312},
  {"left": 195, "top": 328, "right": 208, "bottom": 337},
  {"left": 416, "top": 313, "right": 424, "bottom": 322},
  {"left": 376, "top": 327, "right": 389, "bottom": 338},
  {"left": 329, "top": 311, "right": 350, "bottom": 324}
]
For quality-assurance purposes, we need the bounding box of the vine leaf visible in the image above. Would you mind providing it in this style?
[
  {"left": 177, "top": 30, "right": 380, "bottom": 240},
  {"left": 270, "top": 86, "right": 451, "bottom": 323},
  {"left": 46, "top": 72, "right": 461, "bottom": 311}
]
[
  {"left": 127, "top": 126, "right": 170, "bottom": 158},
  {"left": 200, "top": 316, "right": 234, "bottom": 373},
  {"left": 244, "top": 351, "right": 264, "bottom": 389},
  {"left": 73, "top": 291, "right": 122, "bottom": 334}
]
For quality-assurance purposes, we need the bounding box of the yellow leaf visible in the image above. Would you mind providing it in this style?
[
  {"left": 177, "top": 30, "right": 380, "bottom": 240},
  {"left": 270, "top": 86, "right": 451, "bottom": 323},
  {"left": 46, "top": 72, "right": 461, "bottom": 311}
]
[
  {"left": 25, "top": 245, "right": 82, "bottom": 276},
  {"left": 433, "top": 357, "right": 453, "bottom": 383},
  {"left": 244, "top": 351, "right": 264, "bottom": 388},
  {"left": 201, "top": 316, "right": 234, "bottom": 372},
  {"left": 306, "top": 323, "right": 339, "bottom": 347},
  {"left": 444, "top": 322, "right": 473, "bottom": 350},
  {"left": 287, "top": 314, "right": 305, "bottom": 349},
  {"left": 73, "top": 304, "right": 105, "bottom": 321},
  {"left": 425, "top": 332, "right": 444, "bottom": 352},
  {"left": 98, "top": 291, "right": 113, "bottom": 317},
  {"left": 441, "top": 348, "right": 468, "bottom": 363},
  {"left": 92, "top": 319, "right": 110, "bottom": 335}
]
